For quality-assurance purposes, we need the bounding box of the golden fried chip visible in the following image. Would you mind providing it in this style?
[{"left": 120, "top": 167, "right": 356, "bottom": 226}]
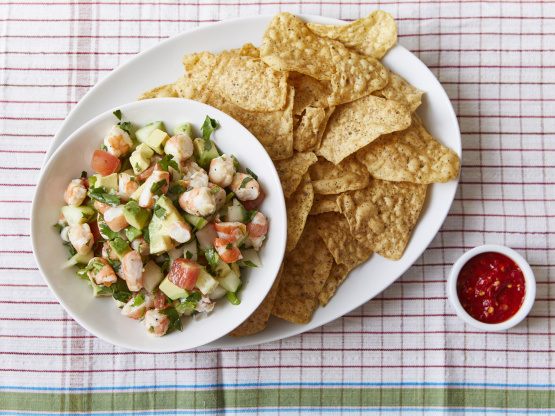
[
  {"left": 293, "top": 107, "right": 327, "bottom": 152},
  {"left": 318, "top": 261, "right": 350, "bottom": 307},
  {"left": 313, "top": 212, "right": 373, "bottom": 269},
  {"left": 285, "top": 173, "right": 314, "bottom": 251},
  {"left": 273, "top": 151, "right": 318, "bottom": 198},
  {"left": 205, "top": 87, "right": 294, "bottom": 160},
  {"left": 137, "top": 84, "right": 178, "bottom": 100},
  {"left": 379, "top": 72, "right": 424, "bottom": 113},
  {"left": 272, "top": 217, "right": 333, "bottom": 324},
  {"left": 317, "top": 95, "right": 412, "bottom": 165},
  {"left": 312, "top": 106, "right": 336, "bottom": 151},
  {"left": 307, "top": 10, "right": 397, "bottom": 60},
  {"left": 309, "top": 155, "right": 370, "bottom": 195},
  {"left": 337, "top": 179, "right": 427, "bottom": 261},
  {"left": 230, "top": 43, "right": 260, "bottom": 58},
  {"left": 174, "top": 51, "right": 219, "bottom": 102},
  {"left": 309, "top": 193, "right": 340, "bottom": 215},
  {"left": 228, "top": 263, "right": 283, "bottom": 337},
  {"left": 210, "top": 51, "right": 288, "bottom": 112},
  {"left": 355, "top": 114, "right": 460, "bottom": 183},
  {"left": 288, "top": 72, "right": 332, "bottom": 115}
]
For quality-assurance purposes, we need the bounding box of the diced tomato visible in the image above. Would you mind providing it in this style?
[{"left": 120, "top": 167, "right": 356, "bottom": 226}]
[
  {"left": 168, "top": 258, "right": 201, "bottom": 290},
  {"left": 83, "top": 178, "right": 90, "bottom": 189},
  {"left": 89, "top": 221, "right": 103, "bottom": 241},
  {"left": 246, "top": 212, "right": 269, "bottom": 238},
  {"left": 90, "top": 149, "right": 121, "bottom": 176},
  {"left": 242, "top": 189, "right": 265, "bottom": 210},
  {"left": 213, "top": 238, "right": 243, "bottom": 264},
  {"left": 153, "top": 290, "right": 171, "bottom": 309}
]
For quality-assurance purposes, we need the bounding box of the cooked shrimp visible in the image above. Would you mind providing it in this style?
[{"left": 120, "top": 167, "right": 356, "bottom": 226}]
[
  {"left": 68, "top": 223, "right": 94, "bottom": 255},
  {"left": 143, "top": 309, "right": 170, "bottom": 337},
  {"left": 189, "top": 170, "right": 209, "bottom": 189},
  {"left": 87, "top": 257, "right": 117, "bottom": 287},
  {"left": 230, "top": 173, "right": 260, "bottom": 201},
  {"left": 209, "top": 183, "right": 226, "bottom": 211},
  {"left": 103, "top": 205, "right": 129, "bottom": 232},
  {"left": 164, "top": 133, "right": 194, "bottom": 164},
  {"left": 101, "top": 242, "right": 120, "bottom": 261},
  {"left": 195, "top": 293, "right": 214, "bottom": 313},
  {"left": 214, "top": 222, "right": 247, "bottom": 244},
  {"left": 122, "top": 250, "right": 144, "bottom": 292},
  {"left": 213, "top": 238, "right": 242, "bottom": 263},
  {"left": 118, "top": 173, "right": 139, "bottom": 202},
  {"left": 169, "top": 221, "right": 192, "bottom": 244},
  {"left": 130, "top": 237, "right": 150, "bottom": 256},
  {"left": 138, "top": 170, "right": 170, "bottom": 209},
  {"left": 64, "top": 178, "right": 87, "bottom": 207},
  {"left": 60, "top": 226, "right": 70, "bottom": 242},
  {"left": 181, "top": 160, "right": 205, "bottom": 180},
  {"left": 246, "top": 212, "right": 269, "bottom": 250},
  {"left": 58, "top": 213, "right": 68, "bottom": 227},
  {"left": 121, "top": 294, "right": 154, "bottom": 320},
  {"left": 179, "top": 187, "right": 216, "bottom": 217},
  {"left": 97, "top": 220, "right": 112, "bottom": 240},
  {"left": 104, "top": 125, "right": 132, "bottom": 158},
  {"left": 209, "top": 154, "right": 234, "bottom": 187},
  {"left": 94, "top": 200, "right": 111, "bottom": 216}
]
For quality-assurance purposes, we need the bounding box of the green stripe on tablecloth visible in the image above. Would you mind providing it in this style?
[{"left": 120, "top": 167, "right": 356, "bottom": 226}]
[{"left": 1, "top": 389, "right": 555, "bottom": 412}]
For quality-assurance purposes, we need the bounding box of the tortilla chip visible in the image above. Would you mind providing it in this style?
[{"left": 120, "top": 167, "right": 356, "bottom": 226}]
[
  {"left": 313, "top": 212, "right": 373, "bottom": 270},
  {"left": 337, "top": 179, "right": 427, "bottom": 261},
  {"left": 309, "top": 193, "right": 340, "bottom": 215},
  {"left": 288, "top": 72, "right": 332, "bottom": 115},
  {"left": 174, "top": 51, "right": 220, "bottom": 103},
  {"left": 273, "top": 151, "right": 318, "bottom": 198},
  {"left": 316, "top": 95, "right": 412, "bottom": 165},
  {"left": 355, "top": 114, "right": 460, "bottom": 183},
  {"left": 137, "top": 84, "right": 178, "bottom": 100},
  {"left": 209, "top": 51, "right": 288, "bottom": 112},
  {"left": 312, "top": 106, "right": 335, "bottom": 151},
  {"left": 379, "top": 72, "right": 424, "bottom": 113},
  {"left": 230, "top": 43, "right": 260, "bottom": 58},
  {"left": 272, "top": 217, "right": 334, "bottom": 324},
  {"left": 285, "top": 173, "right": 314, "bottom": 251},
  {"left": 293, "top": 107, "right": 327, "bottom": 152},
  {"left": 318, "top": 262, "right": 350, "bottom": 307},
  {"left": 228, "top": 263, "right": 284, "bottom": 337},
  {"left": 309, "top": 155, "right": 370, "bottom": 195},
  {"left": 205, "top": 87, "right": 294, "bottom": 160},
  {"left": 307, "top": 11, "right": 397, "bottom": 60}
]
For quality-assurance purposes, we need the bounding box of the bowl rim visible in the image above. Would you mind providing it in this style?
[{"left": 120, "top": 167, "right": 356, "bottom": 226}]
[{"left": 447, "top": 244, "right": 536, "bottom": 331}]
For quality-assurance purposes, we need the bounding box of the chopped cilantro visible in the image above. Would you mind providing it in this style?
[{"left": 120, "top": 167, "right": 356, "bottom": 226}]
[
  {"left": 185, "top": 186, "right": 194, "bottom": 192},
  {"left": 238, "top": 177, "right": 253, "bottom": 189},
  {"left": 186, "top": 291, "right": 202, "bottom": 303},
  {"left": 63, "top": 241, "right": 77, "bottom": 258},
  {"left": 159, "top": 154, "right": 179, "bottom": 172},
  {"left": 225, "top": 243, "right": 233, "bottom": 250},
  {"left": 175, "top": 301, "right": 196, "bottom": 313},
  {"left": 101, "top": 144, "right": 108, "bottom": 152},
  {"left": 119, "top": 121, "right": 133, "bottom": 135},
  {"left": 226, "top": 291, "right": 240, "bottom": 305},
  {"left": 205, "top": 247, "right": 219, "bottom": 271},
  {"left": 169, "top": 184, "right": 184, "bottom": 195},
  {"left": 246, "top": 168, "right": 258, "bottom": 180},
  {"left": 81, "top": 171, "right": 87, "bottom": 179},
  {"left": 53, "top": 223, "right": 64, "bottom": 233},
  {"left": 88, "top": 186, "right": 121, "bottom": 207},
  {"left": 245, "top": 209, "right": 258, "bottom": 224},
  {"left": 150, "top": 179, "right": 168, "bottom": 196},
  {"left": 201, "top": 115, "right": 219, "bottom": 147},
  {"left": 158, "top": 306, "right": 183, "bottom": 331},
  {"left": 154, "top": 204, "right": 167, "bottom": 219},
  {"left": 135, "top": 162, "right": 142, "bottom": 173},
  {"left": 133, "top": 294, "right": 146, "bottom": 307},
  {"left": 243, "top": 260, "right": 258, "bottom": 268},
  {"left": 149, "top": 326, "right": 154, "bottom": 333},
  {"left": 210, "top": 185, "right": 220, "bottom": 195},
  {"left": 143, "top": 227, "right": 150, "bottom": 244},
  {"left": 185, "top": 251, "right": 193, "bottom": 260},
  {"left": 225, "top": 192, "right": 235, "bottom": 203},
  {"left": 99, "top": 223, "right": 118, "bottom": 240},
  {"left": 113, "top": 109, "right": 122, "bottom": 120}
]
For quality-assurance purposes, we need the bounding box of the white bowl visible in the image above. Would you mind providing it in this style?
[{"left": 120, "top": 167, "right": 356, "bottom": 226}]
[
  {"left": 447, "top": 244, "right": 536, "bottom": 331},
  {"left": 31, "top": 97, "right": 287, "bottom": 352}
]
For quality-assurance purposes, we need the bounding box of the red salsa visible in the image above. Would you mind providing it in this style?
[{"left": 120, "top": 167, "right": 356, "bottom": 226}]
[{"left": 457, "top": 252, "right": 526, "bottom": 324}]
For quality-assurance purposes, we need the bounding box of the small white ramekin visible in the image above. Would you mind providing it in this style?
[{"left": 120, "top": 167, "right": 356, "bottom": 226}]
[{"left": 447, "top": 244, "right": 536, "bottom": 331}]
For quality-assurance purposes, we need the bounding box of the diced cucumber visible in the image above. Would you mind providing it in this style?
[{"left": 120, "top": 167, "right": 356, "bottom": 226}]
[
  {"left": 61, "top": 205, "right": 96, "bottom": 227},
  {"left": 215, "top": 258, "right": 231, "bottom": 278},
  {"left": 234, "top": 232, "right": 249, "bottom": 248},
  {"left": 142, "top": 260, "right": 164, "bottom": 293},
  {"left": 61, "top": 251, "right": 94, "bottom": 269},
  {"left": 180, "top": 239, "right": 198, "bottom": 262},
  {"left": 173, "top": 122, "right": 193, "bottom": 137},
  {"left": 230, "top": 262, "right": 241, "bottom": 277},
  {"left": 183, "top": 213, "right": 208, "bottom": 230},
  {"left": 218, "top": 269, "right": 241, "bottom": 292},
  {"left": 196, "top": 224, "right": 218, "bottom": 251},
  {"left": 135, "top": 121, "right": 166, "bottom": 144},
  {"left": 227, "top": 205, "right": 245, "bottom": 223},
  {"left": 238, "top": 248, "right": 262, "bottom": 268},
  {"left": 195, "top": 268, "right": 219, "bottom": 295},
  {"left": 208, "top": 285, "right": 227, "bottom": 300},
  {"left": 93, "top": 285, "right": 112, "bottom": 297}
]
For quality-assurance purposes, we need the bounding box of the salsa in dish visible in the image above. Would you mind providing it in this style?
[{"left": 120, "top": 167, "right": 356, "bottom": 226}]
[{"left": 55, "top": 111, "right": 269, "bottom": 337}]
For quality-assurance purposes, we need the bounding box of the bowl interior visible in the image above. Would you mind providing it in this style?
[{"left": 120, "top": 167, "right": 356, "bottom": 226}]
[{"left": 31, "top": 97, "right": 287, "bottom": 352}]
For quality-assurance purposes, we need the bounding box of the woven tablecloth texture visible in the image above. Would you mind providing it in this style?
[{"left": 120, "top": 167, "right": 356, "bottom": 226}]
[{"left": 1, "top": 1, "right": 554, "bottom": 414}]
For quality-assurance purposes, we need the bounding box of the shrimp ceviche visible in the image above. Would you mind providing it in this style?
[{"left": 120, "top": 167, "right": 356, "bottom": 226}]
[{"left": 55, "top": 111, "right": 268, "bottom": 337}]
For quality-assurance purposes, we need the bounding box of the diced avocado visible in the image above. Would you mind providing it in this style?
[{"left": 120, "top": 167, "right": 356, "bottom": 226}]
[
  {"left": 125, "top": 225, "right": 142, "bottom": 242},
  {"left": 183, "top": 213, "right": 208, "bottom": 230},
  {"left": 146, "top": 129, "right": 169, "bottom": 155},
  {"left": 135, "top": 121, "right": 166, "bottom": 144},
  {"left": 195, "top": 268, "right": 219, "bottom": 295},
  {"left": 93, "top": 285, "right": 112, "bottom": 297},
  {"left": 142, "top": 261, "right": 164, "bottom": 293},
  {"left": 94, "top": 173, "right": 118, "bottom": 193},
  {"left": 218, "top": 269, "right": 241, "bottom": 293},
  {"left": 129, "top": 143, "right": 154, "bottom": 175},
  {"left": 193, "top": 138, "right": 219, "bottom": 169},
  {"left": 109, "top": 237, "right": 131, "bottom": 260},
  {"left": 61, "top": 205, "right": 96, "bottom": 227},
  {"left": 61, "top": 251, "right": 94, "bottom": 269},
  {"left": 148, "top": 195, "right": 186, "bottom": 254},
  {"left": 159, "top": 276, "right": 190, "bottom": 300},
  {"left": 130, "top": 182, "right": 146, "bottom": 201},
  {"left": 173, "top": 122, "right": 193, "bottom": 137},
  {"left": 230, "top": 262, "right": 240, "bottom": 277},
  {"left": 122, "top": 200, "right": 151, "bottom": 230},
  {"left": 238, "top": 248, "right": 262, "bottom": 268},
  {"left": 215, "top": 258, "right": 231, "bottom": 278}
]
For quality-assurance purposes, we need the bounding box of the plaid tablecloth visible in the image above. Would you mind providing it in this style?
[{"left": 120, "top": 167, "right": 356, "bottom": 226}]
[{"left": 1, "top": 1, "right": 554, "bottom": 414}]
